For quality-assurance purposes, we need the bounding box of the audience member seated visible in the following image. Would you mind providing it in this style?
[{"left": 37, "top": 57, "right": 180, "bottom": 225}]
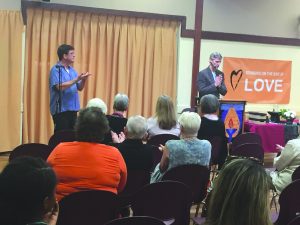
[
  {"left": 147, "top": 95, "right": 180, "bottom": 138},
  {"left": 86, "top": 97, "right": 108, "bottom": 114},
  {"left": 150, "top": 112, "right": 211, "bottom": 182},
  {"left": 111, "top": 115, "right": 154, "bottom": 171},
  {"left": 204, "top": 158, "right": 272, "bottom": 225},
  {"left": 0, "top": 157, "right": 58, "bottom": 225},
  {"left": 86, "top": 97, "right": 112, "bottom": 144},
  {"left": 47, "top": 107, "right": 127, "bottom": 201},
  {"left": 270, "top": 134, "right": 300, "bottom": 193},
  {"left": 105, "top": 93, "right": 129, "bottom": 143},
  {"left": 197, "top": 94, "right": 228, "bottom": 167},
  {"left": 108, "top": 93, "right": 128, "bottom": 132}
]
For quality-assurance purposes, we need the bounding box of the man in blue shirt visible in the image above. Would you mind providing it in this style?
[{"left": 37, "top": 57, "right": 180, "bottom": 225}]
[{"left": 49, "top": 44, "right": 91, "bottom": 132}]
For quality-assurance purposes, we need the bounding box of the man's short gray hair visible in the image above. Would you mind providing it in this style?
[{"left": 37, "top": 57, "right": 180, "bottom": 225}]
[
  {"left": 86, "top": 98, "right": 107, "bottom": 114},
  {"left": 200, "top": 94, "right": 220, "bottom": 114},
  {"left": 209, "top": 52, "right": 222, "bottom": 60},
  {"left": 178, "top": 112, "right": 201, "bottom": 136},
  {"left": 113, "top": 93, "right": 129, "bottom": 112},
  {"left": 126, "top": 115, "right": 147, "bottom": 139}
]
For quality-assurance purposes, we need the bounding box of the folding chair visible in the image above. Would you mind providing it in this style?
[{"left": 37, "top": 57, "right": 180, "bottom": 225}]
[
  {"left": 274, "top": 180, "right": 300, "bottom": 225},
  {"left": 48, "top": 129, "right": 76, "bottom": 150},
  {"left": 9, "top": 143, "right": 52, "bottom": 162},
  {"left": 57, "top": 190, "right": 118, "bottom": 225},
  {"left": 105, "top": 216, "right": 166, "bottom": 225},
  {"left": 131, "top": 181, "right": 192, "bottom": 225},
  {"left": 161, "top": 164, "right": 210, "bottom": 217}
]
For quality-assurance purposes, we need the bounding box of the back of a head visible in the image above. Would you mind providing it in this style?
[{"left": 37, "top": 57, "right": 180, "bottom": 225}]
[
  {"left": 155, "top": 95, "right": 177, "bottom": 129},
  {"left": 206, "top": 158, "right": 272, "bottom": 225},
  {"left": 75, "top": 107, "right": 109, "bottom": 143},
  {"left": 0, "top": 157, "right": 57, "bottom": 225},
  {"left": 178, "top": 112, "right": 201, "bottom": 136},
  {"left": 113, "top": 93, "right": 129, "bottom": 112},
  {"left": 200, "top": 94, "right": 220, "bottom": 114},
  {"left": 86, "top": 98, "right": 108, "bottom": 114},
  {"left": 126, "top": 115, "right": 148, "bottom": 139},
  {"left": 209, "top": 52, "right": 222, "bottom": 61}
]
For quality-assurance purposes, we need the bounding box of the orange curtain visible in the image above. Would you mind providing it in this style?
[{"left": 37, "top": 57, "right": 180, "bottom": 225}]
[
  {"left": 0, "top": 11, "right": 23, "bottom": 152},
  {"left": 23, "top": 8, "right": 178, "bottom": 144}
]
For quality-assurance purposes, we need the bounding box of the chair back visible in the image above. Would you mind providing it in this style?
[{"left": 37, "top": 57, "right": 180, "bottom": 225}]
[
  {"left": 150, "top": 146, "right": 163, "bottom": 171},
  {"left": 206, "top": 136, "right": 225, "bottom": 165},
  {"left": 231, "top": 132, "right": 262, "bottom": 151},
  {"left": 161, "top": 164, "right": 209, "bottom": 204},
  {"left": 275, "top": 180, "right": 300, "bottom": 225},
  {"left": 148, "top": 134, "right": 180, "bottom": 169},
  {"left": 57, "top": 190, "right": 118, "bottom": 225},
  {"left": 131, "top": 181, "right": 192, "bottom": 225},
  {"left": 48, "top": 129, "right": 76, "bottom": 150},
  {"left": 9, "top": 143, "right": 51, "bottom": 162},
  {"left": 230, "top": 143, "right": 264, "bottom": 163},
  {"left": 105, "top": 216, "right": 165, "bottom": 225},
  {"left": 287, "top": 216, "right": 300, "bottom": 225},
  {"left": 292, "top": 166, "right": 300, "bottom": 181},
  {"left": 119, "top": 170, "right": 150, "bottom": 207},
  {"left": 147, "top": 134, "right": 180, "bottom": 147}
]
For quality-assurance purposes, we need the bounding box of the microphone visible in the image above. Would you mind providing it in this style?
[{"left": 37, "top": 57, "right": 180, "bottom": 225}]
[{"left": 215, "top": 70, "right": 223, "bottom": 77}]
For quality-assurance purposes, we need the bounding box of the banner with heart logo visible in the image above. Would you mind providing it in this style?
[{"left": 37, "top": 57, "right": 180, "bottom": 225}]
[{"left": 223, "top": 57, "right": 291, "bottom": 103}]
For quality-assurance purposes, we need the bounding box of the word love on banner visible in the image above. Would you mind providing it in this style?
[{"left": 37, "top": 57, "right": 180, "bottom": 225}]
[{"left": 223, "top": 57, "right": 291, "bottom": 104}]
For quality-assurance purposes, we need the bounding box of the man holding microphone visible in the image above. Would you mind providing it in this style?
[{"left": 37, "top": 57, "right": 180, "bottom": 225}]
[{"left": 49, "top": 44, "right": 91, "bottom": 132}]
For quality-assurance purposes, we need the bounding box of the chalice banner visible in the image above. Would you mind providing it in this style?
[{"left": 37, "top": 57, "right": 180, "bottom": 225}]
[{"left": 223, "top": 57, "right": 291, "bottom": 103}]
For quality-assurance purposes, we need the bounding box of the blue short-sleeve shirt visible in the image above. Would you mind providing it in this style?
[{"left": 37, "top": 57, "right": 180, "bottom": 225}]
[
  {"left": 166, "top": 138, "right": 211, "bottom": 169},
  {"left": 49, "top": 63, "right": 81, "bottom": 115}
]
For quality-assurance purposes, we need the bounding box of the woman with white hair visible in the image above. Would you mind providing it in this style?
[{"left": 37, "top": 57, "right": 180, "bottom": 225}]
[
  {"left": 86, "top": 94, "right": 128, "bottom": 143},
  {"left": 151, "top": 112, "right": 211, "bottom": 182},
  {"left": 86, "top": 98, "right": 108, "bottom": 114}
]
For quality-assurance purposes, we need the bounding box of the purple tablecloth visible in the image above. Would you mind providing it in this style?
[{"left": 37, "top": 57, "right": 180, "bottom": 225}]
[{"left": 244, "top": 121, "right": 284, "bottom": 153}]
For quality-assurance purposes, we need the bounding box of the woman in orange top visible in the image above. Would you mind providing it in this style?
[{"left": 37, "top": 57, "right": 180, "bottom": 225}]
[{"left": 47, "top": 107, "right": 127, "bottom": 201}]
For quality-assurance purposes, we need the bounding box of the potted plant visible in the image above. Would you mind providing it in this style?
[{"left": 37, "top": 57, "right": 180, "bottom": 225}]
[{"left": 279, "top": 109, "right": 296, "bottom": 124}]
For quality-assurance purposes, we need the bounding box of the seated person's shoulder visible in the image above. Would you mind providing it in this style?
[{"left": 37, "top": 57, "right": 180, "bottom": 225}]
[
  {"left": 146, "top": 117, "right": 157, "bottom": 126},
  {"left": 198, "top": 139, "right": 211, "bottom": 147},
  {"left": 106, "top": 115, "right": 127, "bottom": 133},
  {"left": 291, "top": 138, "right": 300, "bottom": 145},
  {"left": 106, "top": 114, "right": 127, "bottom": 123},
  {"left": 107, "top": 142, "right": 118, "bottom": 148},
  {"left": 285, "top": 138, "right": 300, "bottom": 148},
  {"left": 143, "top": 143, "right": 158, "bottom": 151},
  {"left": 165, "top": 139, "right": 178, "bottom": 146},
  {"left": 103, "top": 144, "right": 122, "bottom": 155}
]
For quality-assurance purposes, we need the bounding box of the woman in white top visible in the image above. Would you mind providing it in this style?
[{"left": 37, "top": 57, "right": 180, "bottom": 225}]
[
  {"left": 147, "top": 95, "right": 180, "bottom": 138},
  {"left": 270, "top": 135, "right": 300, "bottom": 193}
]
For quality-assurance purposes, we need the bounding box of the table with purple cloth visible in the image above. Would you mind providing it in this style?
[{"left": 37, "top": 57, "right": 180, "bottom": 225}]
[{"left": 244, "top": 121, "right": 299, "bottom": 153}]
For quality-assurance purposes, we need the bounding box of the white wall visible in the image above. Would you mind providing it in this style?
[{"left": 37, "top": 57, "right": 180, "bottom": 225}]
[
  {"left": 0, "top": 0, "right": 20, "bottom": 10},
  {"left": 3, "top": 0, "right": 300, "bottom": 38},
  {"left": 50, "top": 0, "right": 196, "bottom": 29},
  {"left": 203, "top": 0, "right": 300, "bottom": 38},
  {"left": 177, "top": 37, "right": 194, "bottom": 113}
]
